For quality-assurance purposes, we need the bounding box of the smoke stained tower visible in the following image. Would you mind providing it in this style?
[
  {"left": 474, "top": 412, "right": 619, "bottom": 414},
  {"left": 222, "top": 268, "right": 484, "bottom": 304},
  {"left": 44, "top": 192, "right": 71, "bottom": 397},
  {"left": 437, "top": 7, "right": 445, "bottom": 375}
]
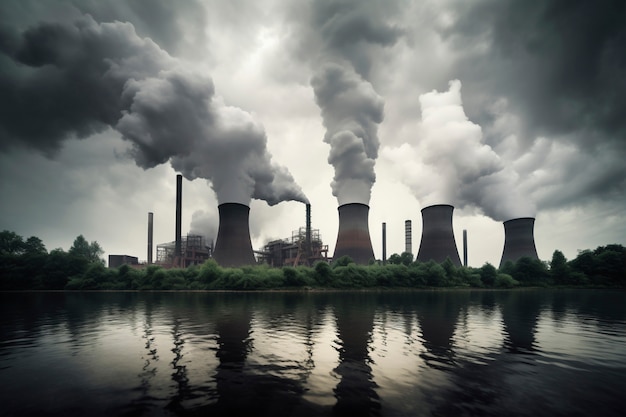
[
  {"left": 499, "top": 218, "right": 539, "bottom": 268},
  {"left": 333, "top": 203, "right": 375, "bottom": 265},
  {"left": 213, "top": 203, "right": 256, "bottom": 267},
  {"left": 417, "top": 204, "right": 462, "bottom": 266}
]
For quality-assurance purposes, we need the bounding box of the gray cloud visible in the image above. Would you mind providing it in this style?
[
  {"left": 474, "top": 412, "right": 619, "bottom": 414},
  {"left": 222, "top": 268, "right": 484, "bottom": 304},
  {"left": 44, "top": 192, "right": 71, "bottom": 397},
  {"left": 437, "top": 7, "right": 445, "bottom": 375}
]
[{"left": 0, "top": 14, "right": 307, "bottom": 206}]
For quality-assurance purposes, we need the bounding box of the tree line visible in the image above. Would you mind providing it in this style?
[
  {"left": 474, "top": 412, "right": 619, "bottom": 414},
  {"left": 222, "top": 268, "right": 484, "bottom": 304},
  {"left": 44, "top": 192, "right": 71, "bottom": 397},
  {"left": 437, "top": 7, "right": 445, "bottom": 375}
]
[{"left": 0, "top": 230, "right": 624, "bottom": 291}]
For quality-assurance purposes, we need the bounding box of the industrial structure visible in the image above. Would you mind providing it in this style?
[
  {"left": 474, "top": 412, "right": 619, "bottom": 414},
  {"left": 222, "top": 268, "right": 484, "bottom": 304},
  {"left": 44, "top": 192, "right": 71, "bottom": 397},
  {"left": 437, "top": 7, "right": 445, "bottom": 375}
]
[
  {"left": 147, "top": 212, "right": 154, "bottom": 264},
  {"left": 108, "top": 255, "right": 139, "bottom": 268},
  {"left": 156, "top": 234, "right": 212, "bottom": 267},
  {"left": 405, "top": 220, "right": 412, "bottom": 255},
  {"left": 257, "top": 203, "right": 328, "bottom": 267},
  {"left": 258, "top": 227, "right": 328, "bottom": 267},
  {"left": 213, "top": 203, "right": 256, "bottom": 267},
  {"left": 416, "top": 204, "right": 462, "bottom": 266},
  {"left": 333, "top": 203, "right": 375, "bottom": 265},
  {"left": 499, "top": 217, "right": 539, "bottom": 268}
]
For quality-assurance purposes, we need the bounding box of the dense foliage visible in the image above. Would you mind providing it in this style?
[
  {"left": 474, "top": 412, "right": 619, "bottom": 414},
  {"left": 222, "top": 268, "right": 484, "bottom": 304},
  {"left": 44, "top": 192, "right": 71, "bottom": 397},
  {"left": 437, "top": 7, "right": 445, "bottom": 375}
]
[{"left": 1, "top": 230, "right": 624, "bottom": 291}]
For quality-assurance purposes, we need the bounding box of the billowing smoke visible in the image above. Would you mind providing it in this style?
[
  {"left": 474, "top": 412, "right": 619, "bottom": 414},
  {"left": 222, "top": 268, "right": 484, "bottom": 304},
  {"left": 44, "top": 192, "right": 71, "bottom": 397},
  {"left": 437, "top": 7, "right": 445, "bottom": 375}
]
[
  {"left": 383, "top": 80, "right": 535, "bottom": 221},
  {"left": 311, "top": 63, "right": 383, "bottom": 205},
  {"left": 0, "top": 14, "right": 307, "bottom": 206},
  {"left": 189, "top": 210, "right": 217, "bottom": 246},
  {"left": 298, "top": 0, "right": 401, "bottom": 205}
]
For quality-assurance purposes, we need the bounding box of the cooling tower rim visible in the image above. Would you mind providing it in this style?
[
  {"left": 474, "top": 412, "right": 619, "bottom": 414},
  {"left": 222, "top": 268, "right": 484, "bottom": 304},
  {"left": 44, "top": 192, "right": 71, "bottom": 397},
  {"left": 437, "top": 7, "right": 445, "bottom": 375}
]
[
  {"left": 421, "top": 204, "right": 454, "bottom": 212},
  {"left": 218, "top": 202, "right": 251, "bottom": 209},
  {"left": 338, "top": 202, "right": 370, "bottom": 210},
  {"left": 503, "top": 217, "right": 536, "bottom": 224}
]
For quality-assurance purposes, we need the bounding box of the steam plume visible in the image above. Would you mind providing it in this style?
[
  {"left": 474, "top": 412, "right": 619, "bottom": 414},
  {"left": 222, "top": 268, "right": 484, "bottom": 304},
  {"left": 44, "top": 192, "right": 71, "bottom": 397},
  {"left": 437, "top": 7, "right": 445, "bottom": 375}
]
[
  {"left": 383, "top": 80, "right": 535, "bottom": 221},
  {"left": 301, "top": 0, "right": 401, "bottom": 205},
  {"left": 0, "top": 15, "right": 307, "bottom": 206}
]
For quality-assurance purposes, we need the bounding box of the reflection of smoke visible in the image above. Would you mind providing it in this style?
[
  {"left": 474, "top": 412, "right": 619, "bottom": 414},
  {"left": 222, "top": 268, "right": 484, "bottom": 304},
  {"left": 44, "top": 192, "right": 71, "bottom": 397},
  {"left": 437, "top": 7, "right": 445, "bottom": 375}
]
[
  {"left": 383, "top": 80, "right": 536, "bottom": 221},
  {"left": 0, "top": 15, "right": 307, "bottom": 206}
]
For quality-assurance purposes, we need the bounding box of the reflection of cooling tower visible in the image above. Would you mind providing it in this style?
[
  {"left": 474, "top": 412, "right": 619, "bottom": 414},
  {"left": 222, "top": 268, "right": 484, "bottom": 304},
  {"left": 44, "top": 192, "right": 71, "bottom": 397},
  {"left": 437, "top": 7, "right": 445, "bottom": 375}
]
[
  {"left": 213, "top": 203, "right": 256, "bottom": 267},
  {"left": 499, "top": 217, "right": 538, "bottom": 268},
  {"left": 333, "top": 203, "right": 375, "bottom": 265},
  {"left": 416, "top": 204, "right": 461, "bottom": 266}
]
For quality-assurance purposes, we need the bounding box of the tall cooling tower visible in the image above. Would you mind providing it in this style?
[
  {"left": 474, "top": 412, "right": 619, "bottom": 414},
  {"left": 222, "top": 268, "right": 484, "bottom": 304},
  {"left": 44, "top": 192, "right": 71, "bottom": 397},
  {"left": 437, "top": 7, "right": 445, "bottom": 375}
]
[
  {"left": 333, "top": 203, "right": 375, "bottom": 265},
  {"left": 213, "top": 203, "right": 256, "bottom": 267},
  {"left": 499, "top": 217, "right": 538, "bottom": 268},
  {"left": 416, "top": 204, "right": 462, "bottom": 266}
]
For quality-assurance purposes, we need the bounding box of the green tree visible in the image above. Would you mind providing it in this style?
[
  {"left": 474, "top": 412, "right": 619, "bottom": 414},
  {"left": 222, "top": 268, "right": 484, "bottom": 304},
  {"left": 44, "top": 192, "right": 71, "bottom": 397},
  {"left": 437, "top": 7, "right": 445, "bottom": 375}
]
[
  {"left": 550, "top": 250, "right": 573, "bottom": 285},
  {"left": 69, "top": 235, "right": 104, "bottom": 263},
  {"left": 480, "top": 263, "right": 498, "bottom": 287},
  {"left": 0, "top": 230, "right": 24, "bottom": 255},
  {"left": 23, "top": 236, "right": 47, "bottom": 255}
]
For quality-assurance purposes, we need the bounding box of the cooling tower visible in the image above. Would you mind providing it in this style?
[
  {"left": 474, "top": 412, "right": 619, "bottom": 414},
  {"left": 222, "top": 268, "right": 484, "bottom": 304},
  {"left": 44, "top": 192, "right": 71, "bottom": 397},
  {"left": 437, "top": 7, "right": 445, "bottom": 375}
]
[
  {"left": 213, "top": 203, "right": 256, "bottom": 267},
  {"left": 499, "top": 217, "right": 538, "bottom": 268},
  {"left": 333, "top": 203, "right": 375, "bottom": 265},
  {"left": 416, "top": 204, "right": 462, "bottom": 266}
]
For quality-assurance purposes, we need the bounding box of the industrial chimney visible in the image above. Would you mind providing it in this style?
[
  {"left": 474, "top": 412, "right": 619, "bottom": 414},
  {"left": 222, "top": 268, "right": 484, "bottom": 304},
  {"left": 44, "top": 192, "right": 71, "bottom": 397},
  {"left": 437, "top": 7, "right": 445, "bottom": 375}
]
[
  {"left": 175, "top": 174, "right": 182, "bottom": 260},
  {"left": 405, "top": 220, "right": 412, "bottom": 255},
  {"left": 333, "top": 203, "right": 375, "bottom": 265},
  {"left": 147, "top": 212, "right": 153, "bottom": 264},
  {"left": 416, "top": 204, "right": 462, "bottom": 266},
  {"left": 213, "top": 203, "right": 256, "bottom": 267},
  {"left": 499, "top": 217, "right": 539, "bottom": 268}
]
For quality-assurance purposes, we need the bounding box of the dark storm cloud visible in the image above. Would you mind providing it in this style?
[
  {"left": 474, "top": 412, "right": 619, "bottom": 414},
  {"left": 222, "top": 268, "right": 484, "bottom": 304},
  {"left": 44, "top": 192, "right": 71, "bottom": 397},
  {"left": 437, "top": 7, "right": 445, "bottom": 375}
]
[
  {"left": 0, "top": 0, "right": 206, "bottom": 56},
  {"left": 443, "top": 0, "right": 626, "bottom": 146},
  {"left": 0, "top": 13, "right": 307, "bottom": 206}
]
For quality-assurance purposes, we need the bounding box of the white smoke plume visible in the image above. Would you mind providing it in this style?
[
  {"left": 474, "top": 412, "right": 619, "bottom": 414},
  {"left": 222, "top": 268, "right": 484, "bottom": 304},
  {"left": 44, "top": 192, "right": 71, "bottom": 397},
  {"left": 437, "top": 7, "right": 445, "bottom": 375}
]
[
  {"left": 189, "top": 210, "right": 217, "bottom": 247},
  {"left": 0, "top": 15, "right": 308, "bottom": 206},
  {"left": 383, "top": 80, "right": 536, "bottom": 221}
]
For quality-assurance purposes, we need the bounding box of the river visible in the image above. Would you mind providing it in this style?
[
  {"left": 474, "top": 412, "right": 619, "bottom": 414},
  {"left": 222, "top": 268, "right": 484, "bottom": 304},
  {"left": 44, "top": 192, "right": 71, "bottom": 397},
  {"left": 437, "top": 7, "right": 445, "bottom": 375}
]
[{"left": 0, "top": 290, "right": 624, "bottom": 416}]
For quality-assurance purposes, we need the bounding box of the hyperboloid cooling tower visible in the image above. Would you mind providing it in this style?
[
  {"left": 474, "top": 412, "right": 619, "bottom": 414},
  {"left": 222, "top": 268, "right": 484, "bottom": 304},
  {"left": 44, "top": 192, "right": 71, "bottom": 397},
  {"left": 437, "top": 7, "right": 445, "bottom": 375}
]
[
  {"left": 416, "top": 204, "right": 462, "bottom": 266},
  {"left": 213, "top": 203, "right": 256, "bottom": 267},
  {"left": 499, "top": 217, "right": 538, "bottom": 268},
  {"left": 333, "top": 203, "right": 375, "bottom": 265}
]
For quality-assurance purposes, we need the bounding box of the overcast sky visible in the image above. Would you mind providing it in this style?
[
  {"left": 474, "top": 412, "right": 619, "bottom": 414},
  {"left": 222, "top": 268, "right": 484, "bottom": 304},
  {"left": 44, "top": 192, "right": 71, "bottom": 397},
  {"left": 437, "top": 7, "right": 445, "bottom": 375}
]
[{"left": 1, "top": 0, "right": 624, "bottom": 267}]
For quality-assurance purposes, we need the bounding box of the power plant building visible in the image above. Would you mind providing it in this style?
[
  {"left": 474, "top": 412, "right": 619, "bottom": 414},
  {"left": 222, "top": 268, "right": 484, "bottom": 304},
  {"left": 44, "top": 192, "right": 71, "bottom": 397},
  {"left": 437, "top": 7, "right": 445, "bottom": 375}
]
[
  {"left": 156, "top": 234, "right": 212, "bottom": 268},
  {"left": 258, "top": 227, "right": 328, "bottom": 267}
]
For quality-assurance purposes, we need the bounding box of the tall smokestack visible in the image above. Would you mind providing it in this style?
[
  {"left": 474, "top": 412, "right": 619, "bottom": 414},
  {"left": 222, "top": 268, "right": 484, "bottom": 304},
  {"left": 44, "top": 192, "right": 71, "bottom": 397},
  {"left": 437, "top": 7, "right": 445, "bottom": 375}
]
[
  {"left": 306, "top": 203, "right": 312, "bottom": 260},
  {"left": 175, "top": 174, "right": 182, "bottom": 259},
  {"left": 499, "top": 217, "right": 539, "bottom": 268},
  {"left": 213, "top": 203, "right": 256, "bottom": 267},
  {"left": 405, "top": 220, "right": 412, "bottom": 254},
  {"left": 148, "top": 212, "right": 153, "bottom": 264},
  {"left": 333, "top": 203, "right": 375, "bottom": 265},
  {"left": 382, "top": 222, "right": 387, "bottom": 264},
  {"left": 416, "top": 204, "right": 462, "bottom": 266},
  {"left": 463, "top": 229, "right": 468, "bottom": 267}
]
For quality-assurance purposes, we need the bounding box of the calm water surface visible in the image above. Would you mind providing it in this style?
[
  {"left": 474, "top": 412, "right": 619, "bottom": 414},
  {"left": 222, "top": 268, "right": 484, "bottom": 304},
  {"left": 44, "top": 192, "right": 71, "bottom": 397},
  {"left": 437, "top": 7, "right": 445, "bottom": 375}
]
[{"left": 0, "top": 290, "right": 624, "bottom": 417}]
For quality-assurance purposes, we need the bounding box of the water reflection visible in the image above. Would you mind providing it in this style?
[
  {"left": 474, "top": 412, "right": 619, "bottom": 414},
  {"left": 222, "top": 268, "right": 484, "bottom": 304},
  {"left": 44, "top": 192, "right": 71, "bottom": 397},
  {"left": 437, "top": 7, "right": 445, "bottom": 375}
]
[
  {"left": 0, "top": 290, "right": 624, "bottom": 417},
  {"left": 332, "top": 293, "right": 379, "bottom": 416}
]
